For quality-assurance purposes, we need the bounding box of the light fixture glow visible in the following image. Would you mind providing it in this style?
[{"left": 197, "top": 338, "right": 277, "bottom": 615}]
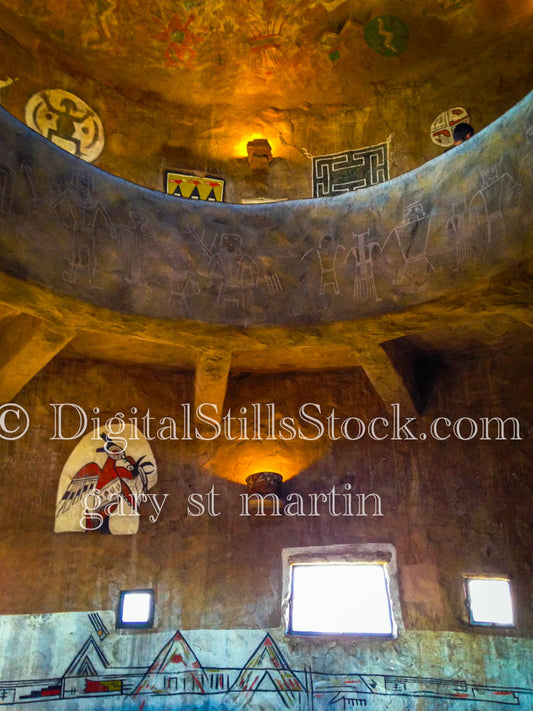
[
  {"left": 466, "top": 578, "right": 514, "bottom": 626},
  {"left": 246, "top": 138, "right": 273, "bottom": 169},
  {"left": 290, "top": 563, "right": 394, "bottom": 635}
]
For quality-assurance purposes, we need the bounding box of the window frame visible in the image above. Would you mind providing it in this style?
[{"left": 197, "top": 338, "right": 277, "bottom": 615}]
[
  {"left": 463, "top": 576, "right": 515, "bottom": 628},
  {"left": 282, "top": 543, "right": 403, "bottom": 638},
  {"left": 116, "top": 588, "right": 155, "bottom": 630}
]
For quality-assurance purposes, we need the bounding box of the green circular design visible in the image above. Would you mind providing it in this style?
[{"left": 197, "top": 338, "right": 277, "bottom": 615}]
[
  {"left": 364, "top": 15, "right": 409, "bottom": 57},
  {"left": 171, "top": 30, "right": 185, "bottom": 44}
]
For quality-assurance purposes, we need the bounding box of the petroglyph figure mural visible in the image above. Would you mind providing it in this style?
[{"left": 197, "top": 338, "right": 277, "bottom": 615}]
[
  {"left": 119, "top": 211, "right": 154, "bottom": 285},
  {"left": 431, "top": 107, "right": 471, "bottom": 148},
  {"left": 55, "top": 424, "right": 157, "bottom": 535},
  {"left": 0, "top": 164, "right": 14, "bottom": 214},
  {"left": 344, "top": 231, "right": 381, "bottom": 302},
  {"left": 52, "top": 170, "right": 115, "bottom": 286},
  {"left": 174, "top": 226, "right": 282, "bottom": 313},
  {"left": 168, "top": 270, "right": 201, "bottom": 314},
  {"left": 313, "top": 142, "right": 389, "bottom": 197},
  {"left": 383, "top": 196, "right": 435, "bottom": 293},
  {"left": 364, "top": 16, "right": 409, "bottom": 57},
  {"left": 468, "top": 164, "right": 521, "bottom": 246},
  {"left": 0, "top": 91, "right": 530, "bottom": 326},
  {"left": 302, "top": 234, "right": 344, "bottom": 295},
  {"left": 208, "top": 233, "right": 260, "bottom": 307},
  {"left": 519, "top": 115, "right": 533, "bottom": 193},
  {"left": 25, "top": 90, "right": 104, "bottom": 162},
  {"left": 447, "top": 198, "right": 477, "bottom": 269}
]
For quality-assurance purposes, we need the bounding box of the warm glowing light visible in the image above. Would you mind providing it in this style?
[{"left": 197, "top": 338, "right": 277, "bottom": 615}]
[
  {"left": 234, "top": 134, "right": 278, "bottom": 159},
  {"left": 290, "top": 563, "right": 394, "bottom": 635},
  {"left": 205, "top": 436, "right": 327, "bottom": 484},
  {"left": 466, "top": 578, "right": 514, "bottom": 625}
]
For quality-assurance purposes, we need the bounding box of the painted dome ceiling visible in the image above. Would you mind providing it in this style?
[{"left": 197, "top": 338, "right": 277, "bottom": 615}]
[
  {"left": 0, "top": 0, "right": 531, "bottom": 111},
  {"left": 0, "top": 0, "right": 531, "bottom": 192}
]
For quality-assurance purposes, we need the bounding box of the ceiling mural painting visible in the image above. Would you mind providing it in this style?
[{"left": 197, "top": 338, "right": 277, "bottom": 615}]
[
  {"left": 4, "top": 0, "right": 529, "bottom": 113},
  {"left": 363, "top": 15, "right": 409, "bottom": 57},
  {"left": 0, "top": 0, "right": 531, "bottom": 202}
]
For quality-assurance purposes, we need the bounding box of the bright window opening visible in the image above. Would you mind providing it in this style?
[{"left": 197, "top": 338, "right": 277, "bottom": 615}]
[
  {"left": 289, "top": 562, "right": 394, "bottom": 635},
  {"left": 466, "top": 578, "right": 514, "bottom": 626},
  {"left": 117, "top": 589, "right": 155, "bottom": 629}
]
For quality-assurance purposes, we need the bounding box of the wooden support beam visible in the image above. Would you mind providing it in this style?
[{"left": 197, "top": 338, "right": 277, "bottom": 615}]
[
  {"left": 355, "top": 342, "right": 418, "bottom": 417},
  {"left": 194, "top": 350, "right": 232, "bottom": 423},
  {"left": 0, "top": 314, "right": 75, "bottom": 402}
]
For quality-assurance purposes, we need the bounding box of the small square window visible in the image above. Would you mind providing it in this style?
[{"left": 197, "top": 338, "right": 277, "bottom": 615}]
[
  {"left": 465, "top": 577, "right": 514, "bottom": 626},
  {"left": 117, "top": 589, "right": 155, "bottom": 629},
  {"left": 282, "top": 544, "right": 402, "bottom": 637}
]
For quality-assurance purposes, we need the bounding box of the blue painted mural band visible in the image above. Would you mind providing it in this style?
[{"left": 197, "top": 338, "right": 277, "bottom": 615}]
[
  {"left": 0, "top": 92, "right": 531, "bottom": 327},
  {"left": 0, "top": 613, "right": 531, "bottom": 709}
]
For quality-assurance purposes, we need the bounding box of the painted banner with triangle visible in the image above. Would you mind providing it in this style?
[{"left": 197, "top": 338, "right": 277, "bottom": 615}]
[{"left": 165, "top": 171, "right": 225, "bottom": 202}]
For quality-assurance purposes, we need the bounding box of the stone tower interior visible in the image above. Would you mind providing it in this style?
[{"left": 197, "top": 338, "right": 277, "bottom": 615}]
[{"left": 0, "top": 1, "right": 531, "bottom": 709}]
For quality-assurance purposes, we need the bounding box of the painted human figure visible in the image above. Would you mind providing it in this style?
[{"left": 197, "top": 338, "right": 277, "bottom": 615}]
[
  {"left": 53, "top": 170, "right": 115, "bottom": 285},
  {"left": 519, "top": 115, "right": 533, "bottom": 216},
  {"left": 383, "top": 199, "right": 435, "bottom": 291},
  {"left": 168, "top": 270, "right": 201, "bottom": 314},
  {"left": 0, "top": 163, "right": 14, "bottom": 214},
  {"left": 208, "top": 233, "right": 258, "bottom": 307},
  {"left": 38, "top": 92, "right": 94, "bottom": 157},
  {"left": 447, "top": 198, "right": 476, "bottom": 269},
  {"left": 124, "top": 211, "right": 153, "bottom": 284},
  {"left": 302, "top": 234, "right": 344, "bottom": 295},
  {"left": 344, "top": 230, "right": 381, "bottom": 302},
  {"left": 468, "top": 164, "right": 521, "bottom": 246}
]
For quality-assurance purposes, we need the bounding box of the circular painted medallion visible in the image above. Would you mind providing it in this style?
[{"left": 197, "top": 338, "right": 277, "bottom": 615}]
[
  {"left": 430, "top": 106, "right": 471, "bottom": 147},
  {"left": 364, "top": 16, "right": 409, "bottom": 57},
  {"left": 24, "top": 89, "right": 104, "bottom": 163}
]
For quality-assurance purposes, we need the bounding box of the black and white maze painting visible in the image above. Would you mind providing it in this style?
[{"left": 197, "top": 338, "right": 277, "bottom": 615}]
[
  {"left": 313, "top": 142, "right": 389, "bottom": 197},
  {"left": 0, "top": 620, "right": 531, "bottom": 708}
]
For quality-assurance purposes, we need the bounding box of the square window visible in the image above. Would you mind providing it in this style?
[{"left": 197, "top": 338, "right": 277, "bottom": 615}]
[
  {"left": 117, "top": 589, "right": 155, "bottom": 629},
  {"left": 282, "top": 544, "right": 402, "bottom": 637},
  {"left": 290, "top": 563, "right": 394, "bottom": 635},
  {"left": 465, "top": 578, "right": 514, "bottom": 626}
]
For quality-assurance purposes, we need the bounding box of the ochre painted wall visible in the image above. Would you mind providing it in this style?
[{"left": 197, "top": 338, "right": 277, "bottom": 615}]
[{"left": 0, "top": 340, "right": 530, "bottom": 636}]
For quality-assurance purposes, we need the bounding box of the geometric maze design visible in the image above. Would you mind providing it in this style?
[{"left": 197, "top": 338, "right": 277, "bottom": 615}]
[{"left": 313, "top": 142, "right": 389, "bottom": 197}]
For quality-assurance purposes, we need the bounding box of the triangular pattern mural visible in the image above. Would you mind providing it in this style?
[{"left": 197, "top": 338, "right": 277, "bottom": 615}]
[
  {"left": 230, "top": 633, "right": 305, "bottom": 708},
  {"left": 133, "top": 630, "right": 207, "bottom": 696}
]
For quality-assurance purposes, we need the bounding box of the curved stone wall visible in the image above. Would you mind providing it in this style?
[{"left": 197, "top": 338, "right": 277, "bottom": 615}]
[{"left": 0, "top": 92, "right": 531, "bottom": 327}]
